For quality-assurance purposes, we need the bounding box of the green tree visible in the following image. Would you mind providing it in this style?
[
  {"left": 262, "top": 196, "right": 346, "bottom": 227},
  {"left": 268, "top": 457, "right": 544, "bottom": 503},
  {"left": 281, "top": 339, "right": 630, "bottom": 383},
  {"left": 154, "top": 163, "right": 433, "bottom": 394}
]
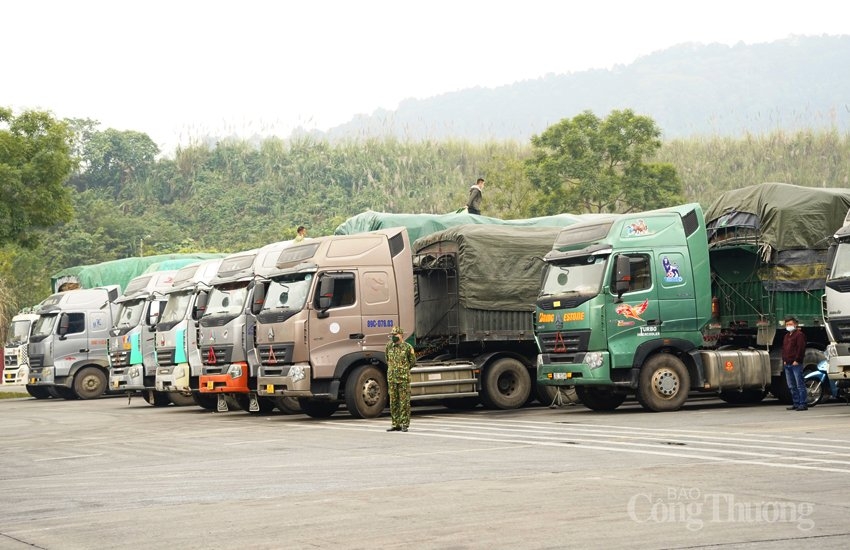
[
  {"left": 70, "top": 127, "right": 159, "bottom": 196},
  {"left": 0, "top": 107, "right": 75, "bottom": 248},
  {"left": 526, "top": 109, "right": 683, "bottom": 214}
]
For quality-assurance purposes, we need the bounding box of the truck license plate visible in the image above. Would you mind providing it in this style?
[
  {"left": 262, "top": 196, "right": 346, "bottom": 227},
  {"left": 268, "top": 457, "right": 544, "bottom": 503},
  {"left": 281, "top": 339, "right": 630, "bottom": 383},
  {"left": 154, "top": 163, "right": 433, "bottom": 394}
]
[
  {"left": 553, "top": 372, "right": 569, "bottom": 380},
  {"left": 112, "top": 379, "right": 120, "bottom": 388},
  {"left": 206, "top": 381, "right": 214, "bottom": 390},
  {"left": 266, "top": 384, "right": 274, "bottom": 393},
  {"left": 30, "top": 377, "right": 36, "bottom": 384}
]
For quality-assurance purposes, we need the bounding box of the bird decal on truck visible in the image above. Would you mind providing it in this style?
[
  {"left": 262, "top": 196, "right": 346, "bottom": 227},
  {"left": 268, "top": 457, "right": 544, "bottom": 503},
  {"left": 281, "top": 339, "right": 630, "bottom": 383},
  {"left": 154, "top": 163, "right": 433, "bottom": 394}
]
[{"left": 616, "top": 299, "right": 649, "bottom": 321}]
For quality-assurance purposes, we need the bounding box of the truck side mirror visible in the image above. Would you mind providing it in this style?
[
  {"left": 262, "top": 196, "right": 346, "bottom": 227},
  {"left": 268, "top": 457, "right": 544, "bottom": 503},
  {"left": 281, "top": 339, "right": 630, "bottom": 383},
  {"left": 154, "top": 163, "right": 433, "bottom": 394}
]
[
  {"left": 147, "top": 300, "right": 163, "bottom": 328},
  {"left": 58, "top": 313, "right": 70, "bottom": 339},
  {"left": 614, "top": 255, "right": 632, "bottom": 303},
  {"left": 251, "top": 283, "right": 266, "bottom": 315},
  {"left": 193, "top": 291, "right": 209, "bottom": 320},
  {"left": 316, "top": 276, "right": 335, "bottom": 319},
  {"left": 826, "top": 243, "right": 837, "bottom": 275}
]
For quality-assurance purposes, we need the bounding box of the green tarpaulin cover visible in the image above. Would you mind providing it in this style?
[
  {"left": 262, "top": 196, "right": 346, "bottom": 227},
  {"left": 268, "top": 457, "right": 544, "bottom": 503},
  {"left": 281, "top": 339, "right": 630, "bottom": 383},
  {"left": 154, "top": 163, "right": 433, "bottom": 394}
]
[
  {"left": 335, "top": 210, "right": 591, "bottom": 244},
  {"left": 51, "top": 253, "right": 224, "bottom": 294},
  {"left": 413, "top": 225, "right": 563, "bottom": 311},
  {"left": 706, "top": 182, "right": 850, "bottom": 251}
]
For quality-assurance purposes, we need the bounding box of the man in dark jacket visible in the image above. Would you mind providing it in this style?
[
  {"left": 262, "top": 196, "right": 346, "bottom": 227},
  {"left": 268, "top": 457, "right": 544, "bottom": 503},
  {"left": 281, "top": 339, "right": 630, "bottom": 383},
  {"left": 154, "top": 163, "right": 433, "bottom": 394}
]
[{"left": 782, "top": 317, "right": 807, "bottom": 410}]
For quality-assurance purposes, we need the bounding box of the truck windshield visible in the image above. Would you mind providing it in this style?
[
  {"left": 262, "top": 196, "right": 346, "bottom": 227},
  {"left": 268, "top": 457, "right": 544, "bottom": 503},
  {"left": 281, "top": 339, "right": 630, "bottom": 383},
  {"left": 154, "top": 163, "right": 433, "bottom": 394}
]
[
  {"left": 115, "top": 299, "right": 146, "bottom": 329},
  {"left": 540, "top": 255, "right": 607, "bottom": 297},
  {"left": 830, "top": 243, "right": 850, "bottom": 280},
  {"left": 32, "top": 314, "right": 58, "bottom": 338},
  {"left": 160, "top": 291, "right": 193, "bottom": 324},
  {"left": 263, "top": 274, "right": 313, "bottom": 312},
  {"left": 6, "top": 319, "right": 32, "bottom": 345},
  {"left": 205, "top": 282, "right": 249, "bottom": 317}
]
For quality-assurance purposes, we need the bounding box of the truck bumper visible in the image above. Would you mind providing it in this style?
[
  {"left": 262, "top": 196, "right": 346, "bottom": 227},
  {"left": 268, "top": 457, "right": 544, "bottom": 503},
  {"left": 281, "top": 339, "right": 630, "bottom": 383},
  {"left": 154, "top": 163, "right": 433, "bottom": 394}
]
[
  {"left": 199, "top": 367, "right": 249, "bottom": 393},
  {"left": 827, "top": 344, "right": 850, "bottom": 380},
  {"left": 155, "top": 364, "right": 191, "bottom": 393},
  {"left": 536, "top": 352, "right": 612, "bottom": 385},
  {"left": 257, "top": 364, "right": 312, "bottom": 397},
  {"left": 110, "top": 365, "right": 145, "bottom": 391},
  {"left": 3, "top": 365, "right": 28, "bottom": 385},
  {"left": 28, "top": 367, "right": 67, "bottom": 387}
]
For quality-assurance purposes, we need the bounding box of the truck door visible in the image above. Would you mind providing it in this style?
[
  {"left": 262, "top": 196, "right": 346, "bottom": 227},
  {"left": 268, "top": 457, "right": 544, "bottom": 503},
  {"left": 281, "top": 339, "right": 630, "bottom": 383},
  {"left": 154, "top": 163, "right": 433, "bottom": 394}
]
[
  {"left": 87, "top": 309, "right": 111, "bottom": 361},
  {"left": 57, "top": 312, "right": 88, "bottom": 363},
  {"left": 309, "top": 272, "right": 362, "bottom": 379},
  {"left": 359, "top": 269, "right": 399, "bottom": 349},
  {"left": 655, "top": 251, "right": 697, "bottom": 333},
  {"left": 606, "top": 253, "right": 661, "bottom": 368}
]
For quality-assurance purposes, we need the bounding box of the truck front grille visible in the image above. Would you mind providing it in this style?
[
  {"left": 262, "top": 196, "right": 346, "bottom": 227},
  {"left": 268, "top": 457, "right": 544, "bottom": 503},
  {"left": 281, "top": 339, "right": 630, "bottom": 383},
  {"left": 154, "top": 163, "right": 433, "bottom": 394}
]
[
  {"left": 259, "top": 343, "right": 294, "bottom": 366},
  {"left": 829, "top": 320, "right": 850, "bottom": 343},
  {"left": 109, "top": 351, "right": 129, "bottom": 368},
  {"left": 201, "top": 345, "right": 233, "bottom": 366},
  {"left": 156, "top": 348, "right": 175, "bottom": 367},
  {"left": 538, "top": 330, "right": 591, "bottom": 356}
]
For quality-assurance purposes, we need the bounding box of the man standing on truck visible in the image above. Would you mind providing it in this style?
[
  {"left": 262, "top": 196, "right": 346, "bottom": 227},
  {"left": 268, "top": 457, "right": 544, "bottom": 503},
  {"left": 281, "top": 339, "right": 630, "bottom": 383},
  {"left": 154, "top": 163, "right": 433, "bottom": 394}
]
[
  {"left": 783, "top": 317, "right": 808, "bottom": 411},
  {"left": 386, "top": 326, "right": 415, "bottom": 432},
  {"left": 466, "top": 178, "right": 485, "bottom": 215}
]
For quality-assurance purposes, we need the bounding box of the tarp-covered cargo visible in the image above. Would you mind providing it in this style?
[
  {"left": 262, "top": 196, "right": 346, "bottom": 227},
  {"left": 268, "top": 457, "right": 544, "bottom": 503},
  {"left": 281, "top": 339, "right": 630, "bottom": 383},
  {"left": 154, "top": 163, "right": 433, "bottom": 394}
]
[
  {"left": 706, "top": 183, "right": 850, "bottom": 292},
  {"left": 413, "top": 225, "right": 563, "bottom": 312},
  {"left": 335, "top": 210, "right": 591, "bottom": 245},
  {"left": 51, "top": 253, "right": 224, "bottom": 294}
]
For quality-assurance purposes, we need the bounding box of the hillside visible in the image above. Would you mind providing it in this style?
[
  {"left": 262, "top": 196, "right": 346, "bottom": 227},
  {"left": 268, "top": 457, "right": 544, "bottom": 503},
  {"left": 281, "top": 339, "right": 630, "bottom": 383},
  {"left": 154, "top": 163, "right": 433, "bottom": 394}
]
[{"left": 308, "top": 35, "right": 850, "bottom": 141}]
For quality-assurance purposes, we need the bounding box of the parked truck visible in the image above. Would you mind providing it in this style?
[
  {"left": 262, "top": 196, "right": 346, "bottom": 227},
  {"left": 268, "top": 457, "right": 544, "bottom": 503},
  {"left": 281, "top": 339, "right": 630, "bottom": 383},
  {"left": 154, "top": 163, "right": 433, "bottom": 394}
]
[
  {"left": 107, "top": 270, "right": 181, "bottom": 406},
  {"left": 197, "top": 241, "right": 293, "bottom": 413},
  {"left": 824, "top": 209, "right": 850, "bottom": 381},
  {"left": 27, "top": 287, "right": 120, "bottom": 399},
  {"left": 252, "top": 224, "right": 564, "bottom": 419},
  {"left": 153, "top": 259, "right": 223, "bottom": 408},
  {"left": 535, "top": 183, "right": 850, "bottom": 411},
  {"left": 3, "top": 313, "right": 39, "bottom": 393}
]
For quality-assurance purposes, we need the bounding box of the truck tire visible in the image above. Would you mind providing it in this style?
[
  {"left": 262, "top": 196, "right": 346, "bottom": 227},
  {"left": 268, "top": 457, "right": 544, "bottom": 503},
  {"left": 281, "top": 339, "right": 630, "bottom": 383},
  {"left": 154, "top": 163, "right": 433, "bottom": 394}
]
[
  {"left": 480, "top": 358, "right": 532, "bottom": 410},
  {"left": 54, "top": 386, "right": 79, "bottom": 400},
  {"left": 47, "top": 386, "right": 63, "bottom": 398},
  {"left": 575, "top": 386, "right": 626, "bottom": 411},
  {"left": 168, "top": 392, "right": 197, "bottom": 407},
  {"left": 718, "top": 389, "right": 767, "bottom": 404},
  {"left": 272, "top": 396, "right": 303, "bottom": 414},
  {"left": 345, "top": 365, "right": 388, "bottom": 419},
  {"left": 535, "top": 382, "right": 578, "bottom": 406},
  {"left": 636, "top": 354, "right": 690, "bottom": 412},
  {"left": 73, "top": 367, "right": 107, "bottom": 400},
  {"left": 25, "top": 385, "right": 51, "bottom": 399},
  {"left": 803, "top": 348, "right": 825, "bottom": 374},
  {"left": 298, "top": 398, "right": 340, "bottom": 418},
  {"left": 143, "top": 390, "right": 171, "bottom": 407},
  {"left": 192, "top": 392, "right": 218, "bottom": 410}
]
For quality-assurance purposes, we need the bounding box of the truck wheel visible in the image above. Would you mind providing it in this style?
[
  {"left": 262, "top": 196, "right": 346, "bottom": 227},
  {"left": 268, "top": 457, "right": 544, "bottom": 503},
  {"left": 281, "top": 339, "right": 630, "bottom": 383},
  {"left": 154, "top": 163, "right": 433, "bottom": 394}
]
[
  {"left": 142, "top": 390, "right": 171, "bottom": 407},
  {"left": 47, "top": 386, "right": 63, "bottom": 398},
  {"left": 298, "top": 398, "right": 340, "bottom": 418},
  {"left": 55, "top": 386, "right": 79, "bottom": 400},
  {"left": 575, "top": 386, "right": 626, "bottom": 410},
  {"left": 481, "top": 358, "right": 531, "bottom": 410},
  {"left": 770, "top": 375, "right": 793, "bottom": 404},
  {"left": 718, "top": 389, "right": 767, "bottom": 404},
  {"left": 192, "top": 392, "right": 218, "bottom": 410},
  {"left": 636, "top": 354, "right": 690, "bottom": 412},
  {"left": 168, "top": 392, "right": 197, "bottom": 407},
  {"left": 25, "top": 385, "right": 51, "bottom": 399},
  {"left": 272, "top": 396, "right": 303, "bottom": 414},
  {"left": 345, "top": 365, "right": 388, "bottom": 419},
  {"left": 805, "top": 378, "right": 826, "bottom": 406},
  {"left": 73, "top": 367, "right": 107, "bottom": 400},
  {"left": 535, "top": 383, "right": 578, "bottom": 406},
  {"left": 803, "top": 348, "right": 825, "bottom": 374}
]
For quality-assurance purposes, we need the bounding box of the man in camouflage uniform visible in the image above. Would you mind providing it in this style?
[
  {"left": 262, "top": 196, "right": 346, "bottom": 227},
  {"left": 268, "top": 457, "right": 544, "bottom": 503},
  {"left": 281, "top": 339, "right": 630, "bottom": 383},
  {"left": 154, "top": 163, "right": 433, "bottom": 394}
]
[{"left": 386, "top": 326, "right": 415, "bottom": 432}]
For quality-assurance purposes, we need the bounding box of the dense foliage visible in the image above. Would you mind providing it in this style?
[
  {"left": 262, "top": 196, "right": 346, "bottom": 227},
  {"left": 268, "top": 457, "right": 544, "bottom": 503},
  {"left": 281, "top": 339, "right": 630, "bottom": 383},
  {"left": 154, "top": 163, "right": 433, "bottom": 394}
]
[{"left": 3, "top": 114, "right": 850, "bottom": 335}]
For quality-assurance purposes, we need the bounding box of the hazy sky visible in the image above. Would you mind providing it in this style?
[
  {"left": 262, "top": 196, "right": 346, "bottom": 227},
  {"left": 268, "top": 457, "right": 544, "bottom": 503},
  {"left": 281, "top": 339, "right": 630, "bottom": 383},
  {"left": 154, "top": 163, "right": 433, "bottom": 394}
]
[{"left": 4, "top": 0, "right": 847, "bottom": 153}]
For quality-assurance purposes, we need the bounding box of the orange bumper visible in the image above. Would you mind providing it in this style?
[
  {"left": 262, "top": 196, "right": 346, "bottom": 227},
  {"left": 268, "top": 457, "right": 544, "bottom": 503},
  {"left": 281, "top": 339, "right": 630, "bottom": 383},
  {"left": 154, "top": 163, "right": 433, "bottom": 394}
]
[{"left": 199, "top": 366, "right": 248, "bottom": 393}]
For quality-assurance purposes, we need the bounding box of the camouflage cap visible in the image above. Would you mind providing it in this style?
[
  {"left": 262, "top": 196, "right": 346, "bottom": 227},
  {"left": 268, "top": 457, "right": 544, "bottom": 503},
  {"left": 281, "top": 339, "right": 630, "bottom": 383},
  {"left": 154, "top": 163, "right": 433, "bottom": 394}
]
[{"left": 390, "top": 326, "right": 405, "bottom": 335}]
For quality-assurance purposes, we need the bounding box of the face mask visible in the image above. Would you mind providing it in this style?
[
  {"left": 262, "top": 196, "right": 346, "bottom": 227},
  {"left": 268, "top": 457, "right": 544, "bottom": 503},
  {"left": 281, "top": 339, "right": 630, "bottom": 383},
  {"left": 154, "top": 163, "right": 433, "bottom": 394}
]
[
  {"left": 785, "top": 325, "right": 796, "bottom": 332},
  {"left": 392, "top": 336, "right": 400, "bottom": 343}
]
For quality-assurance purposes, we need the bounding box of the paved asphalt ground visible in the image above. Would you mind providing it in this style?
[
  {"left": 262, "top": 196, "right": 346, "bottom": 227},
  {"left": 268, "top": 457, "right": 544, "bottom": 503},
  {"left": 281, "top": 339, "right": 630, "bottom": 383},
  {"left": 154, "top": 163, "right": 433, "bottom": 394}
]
[{"left": 1, "top": 388, "right": 849, "bottom": 549}]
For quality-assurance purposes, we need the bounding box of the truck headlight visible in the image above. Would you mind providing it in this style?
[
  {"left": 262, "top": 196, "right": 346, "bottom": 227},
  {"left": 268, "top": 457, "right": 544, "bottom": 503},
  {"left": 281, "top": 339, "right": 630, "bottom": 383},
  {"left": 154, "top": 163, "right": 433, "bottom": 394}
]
[
  {"left": 584, "top": 352, "right": 603, "bottom": 370},
  {"left": 288, "top": 365, "right": 305, "bottom": 383},
  {"left": 227, "top": 364, "right": 243, "bottom": 379},
  {"left": 826, "top": 344, "right": 837, "bottom": 361},
  {"left": 43, "top": 367, "right": 54, "bottom": 382},
  {"left": 129, "top": 367, "right": 140, "bottom": 378}
]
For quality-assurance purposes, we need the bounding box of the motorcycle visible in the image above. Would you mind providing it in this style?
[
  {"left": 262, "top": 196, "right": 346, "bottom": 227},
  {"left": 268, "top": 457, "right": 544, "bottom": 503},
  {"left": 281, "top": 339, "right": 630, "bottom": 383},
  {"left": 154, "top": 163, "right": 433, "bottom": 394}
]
[{"left": 805, "top": 359, "right": 850, "bottom": 406}]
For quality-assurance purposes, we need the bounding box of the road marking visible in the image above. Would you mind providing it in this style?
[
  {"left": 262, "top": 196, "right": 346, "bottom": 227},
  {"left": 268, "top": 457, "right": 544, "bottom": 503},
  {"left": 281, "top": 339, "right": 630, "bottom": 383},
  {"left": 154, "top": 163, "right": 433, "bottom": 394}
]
[{"left": 34, "top": 453, "right": 104, "bottom": 462}]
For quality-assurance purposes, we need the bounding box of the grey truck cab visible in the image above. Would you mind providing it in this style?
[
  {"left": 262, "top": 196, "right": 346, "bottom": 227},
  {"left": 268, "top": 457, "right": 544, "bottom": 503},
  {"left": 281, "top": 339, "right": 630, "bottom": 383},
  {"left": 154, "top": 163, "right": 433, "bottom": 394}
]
[
  {"left": 107, "top": 271, "right": 179, "bottom": 406},
  {"left": 27, "top": 286, "right": 120, "bottom": 399},
  {"left": 4, "top": 313, "right": 39, "bottom": 393}
]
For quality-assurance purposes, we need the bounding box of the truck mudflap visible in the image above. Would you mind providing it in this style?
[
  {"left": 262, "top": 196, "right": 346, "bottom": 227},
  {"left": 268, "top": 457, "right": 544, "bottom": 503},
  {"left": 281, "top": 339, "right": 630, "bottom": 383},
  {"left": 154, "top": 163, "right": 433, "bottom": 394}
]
[
  {"left": 155, "top": 363, "right": 190, "bottom": 393},
  {"left": 257, "top": 363, "right": 311, "bottom": 397},
  {"left": 697, "top": 349, "right": 771, "bottom": 390},
  {"left": 409, "top": 361, "right": 477, "bottom": 401},
  {"left": 110, "top": 365, "right": 145, "bottom": 391}
]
